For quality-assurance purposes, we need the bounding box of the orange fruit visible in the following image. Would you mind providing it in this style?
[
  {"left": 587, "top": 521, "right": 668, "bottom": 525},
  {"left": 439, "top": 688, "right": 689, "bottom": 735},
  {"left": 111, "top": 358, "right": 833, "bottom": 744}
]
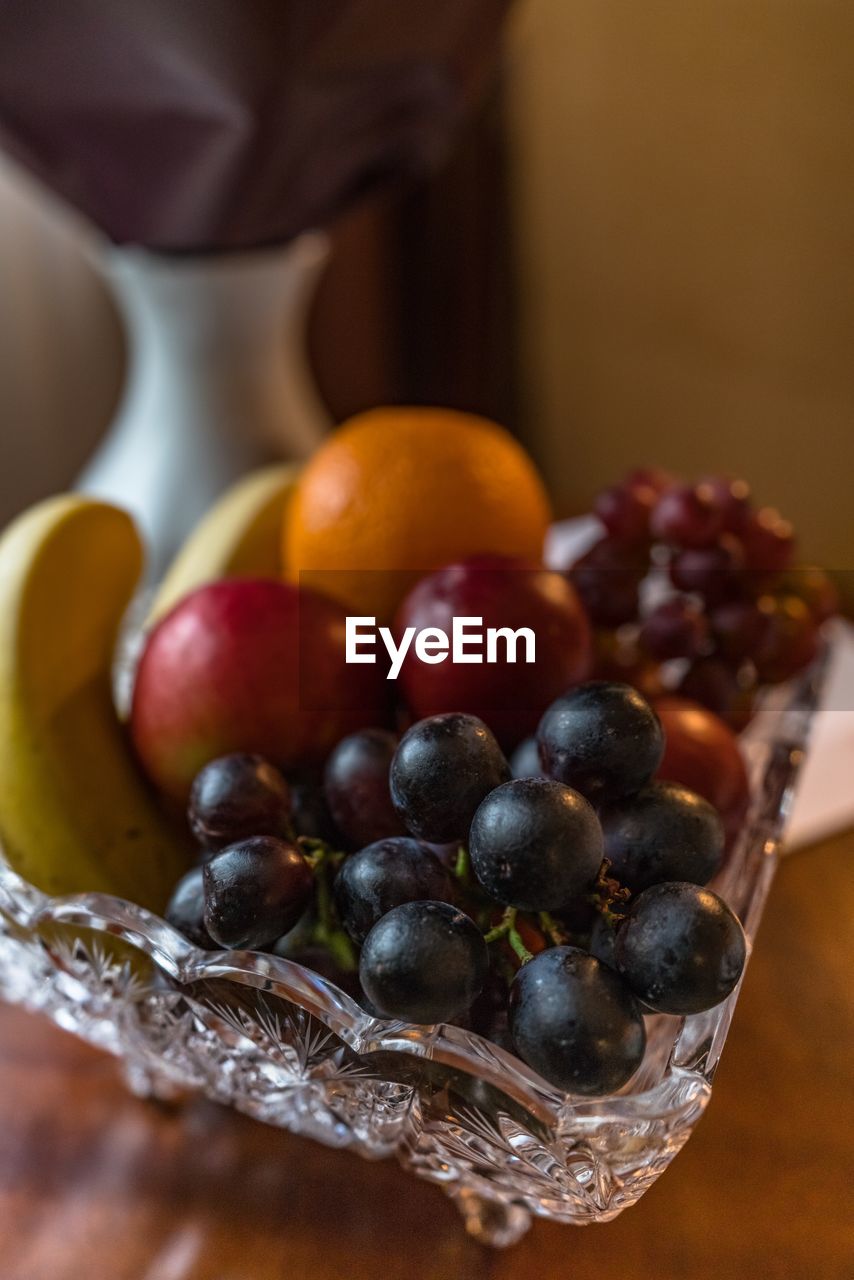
[{"left": 285, "top": 407, "right": 553, "bottom": 621}]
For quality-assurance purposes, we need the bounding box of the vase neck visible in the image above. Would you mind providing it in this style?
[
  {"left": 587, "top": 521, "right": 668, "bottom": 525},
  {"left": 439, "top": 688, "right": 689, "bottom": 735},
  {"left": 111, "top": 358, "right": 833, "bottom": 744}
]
[{"left": 104, "top": 234, "right": 331, "bottom": 354}]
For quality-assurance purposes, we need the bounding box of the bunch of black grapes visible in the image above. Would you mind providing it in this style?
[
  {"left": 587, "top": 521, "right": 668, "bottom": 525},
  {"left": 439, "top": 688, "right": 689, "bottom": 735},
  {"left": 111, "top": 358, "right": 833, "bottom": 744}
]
[{"left": 165, "top": 683, "right": 746, "bottom": 1098}]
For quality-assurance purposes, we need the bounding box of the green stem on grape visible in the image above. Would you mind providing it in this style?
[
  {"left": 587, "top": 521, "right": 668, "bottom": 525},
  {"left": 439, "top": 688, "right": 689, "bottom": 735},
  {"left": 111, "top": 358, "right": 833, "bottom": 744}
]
[
  {"left": 306, "top": 843, "right": 357, "bottom": 973},
  {"left": 507, "top": 924, "right": 534, "bottom": 966},
  {"left": 299, "top": 836, "right": 344, "bottom": 869},
  {"left": 453, "top": 844, "right": 471, "bottom": 885},
  {"left": 538, "top": 911, "right": 568, "bottom": 947},
  {"left": 483, "top": 907, "right": 534, "bottom": 965},
  {"left": 324, "top": 926, "right": 358, "bottom": 974},
  {"left": 483, "top": 905, "right": 516, "bottom": 945}
]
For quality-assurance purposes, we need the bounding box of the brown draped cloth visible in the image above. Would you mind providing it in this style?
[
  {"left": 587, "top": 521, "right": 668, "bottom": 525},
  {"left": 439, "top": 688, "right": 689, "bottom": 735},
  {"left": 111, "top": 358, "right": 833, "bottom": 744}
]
[{"left": 0, "top": 0, "right": 508, "bottom": 253}]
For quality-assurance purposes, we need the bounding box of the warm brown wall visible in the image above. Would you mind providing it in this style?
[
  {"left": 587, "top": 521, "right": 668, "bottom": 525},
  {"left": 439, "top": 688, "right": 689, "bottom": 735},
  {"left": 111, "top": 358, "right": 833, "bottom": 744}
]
[{"left": 508, "top": 0, "right": 854, "bottom": 571}]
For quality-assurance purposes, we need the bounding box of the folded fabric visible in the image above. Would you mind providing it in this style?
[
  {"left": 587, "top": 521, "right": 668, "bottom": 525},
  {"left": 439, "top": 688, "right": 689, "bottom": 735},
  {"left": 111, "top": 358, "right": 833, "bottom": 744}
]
[{"left": 0, "top": 0, "right": 507, "bottom": 251}]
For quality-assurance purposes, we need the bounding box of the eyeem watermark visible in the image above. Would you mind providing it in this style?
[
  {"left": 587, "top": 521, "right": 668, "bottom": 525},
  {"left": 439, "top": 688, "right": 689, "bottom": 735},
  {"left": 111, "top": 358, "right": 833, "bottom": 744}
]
[{"left": 346, "top": 616, "right": 536, "bottom": 680}]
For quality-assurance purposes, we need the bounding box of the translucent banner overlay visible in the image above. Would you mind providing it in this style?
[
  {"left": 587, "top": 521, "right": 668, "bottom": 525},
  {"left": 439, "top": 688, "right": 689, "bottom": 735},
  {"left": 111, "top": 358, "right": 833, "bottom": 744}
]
[{"left": 295, "top": 566, "right": 853, "bottom": 714}]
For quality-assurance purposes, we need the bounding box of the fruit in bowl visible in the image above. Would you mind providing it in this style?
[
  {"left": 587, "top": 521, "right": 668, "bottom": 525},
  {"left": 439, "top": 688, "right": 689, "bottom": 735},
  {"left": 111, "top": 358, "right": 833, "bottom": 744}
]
[
  {"left": 395, "top": 555, "right": 591, "bottom": 749},
  {"left": 158, "top": 680, "right": 748, "bottom": 1098},
  {"left": 654, "top": 696, "right": 750, "bottom": 844},
  {"left": 0, "top": 497, "right": 190, "bottom": 907},
  {"left": 284, "top": 406, "right": 553, "bottom": 623},
  {"left": 120, "top": 412, "right": 785, "bottom": 1099},
  {"left": 565, "top": 469, "right": 837, "bottom": 729},
  {"left": 0, "top": 407, "right": 829, "bottom": 1239},
  {"left": 130, "top": 577, "right": 390, "bottom": 800}
]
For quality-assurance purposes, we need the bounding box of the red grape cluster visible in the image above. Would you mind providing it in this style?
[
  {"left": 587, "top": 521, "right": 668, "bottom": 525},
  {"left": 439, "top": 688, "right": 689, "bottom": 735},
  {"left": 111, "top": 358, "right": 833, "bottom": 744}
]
[
  {"left": 164, "top": 683, "right": 747, "bottom": 1099},
  {"left": 567, "top": 469, "right": 836, "bottom": 727}
]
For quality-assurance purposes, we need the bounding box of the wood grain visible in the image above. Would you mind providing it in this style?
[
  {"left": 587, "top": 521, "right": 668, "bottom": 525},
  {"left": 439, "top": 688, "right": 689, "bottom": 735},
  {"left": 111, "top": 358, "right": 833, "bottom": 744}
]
[{"left": 0, "top": 831, "right": 851, "bottom": 1280}]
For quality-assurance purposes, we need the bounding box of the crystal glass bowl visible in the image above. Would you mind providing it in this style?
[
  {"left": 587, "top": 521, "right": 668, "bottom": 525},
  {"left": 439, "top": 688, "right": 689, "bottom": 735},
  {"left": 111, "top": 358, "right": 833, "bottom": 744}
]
[{"left": 0, "top": 652, "right": 827, "bottom": 1247}]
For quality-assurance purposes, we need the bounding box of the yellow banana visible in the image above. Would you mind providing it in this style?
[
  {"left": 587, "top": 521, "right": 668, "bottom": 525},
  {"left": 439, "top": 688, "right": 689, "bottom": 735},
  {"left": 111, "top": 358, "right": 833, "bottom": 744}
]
[
  {"left": 148, "top": 462, "right": 300, "bottom": 623},
  {"left": 0, "top": 496, "right": 190, "bottom": 908}
]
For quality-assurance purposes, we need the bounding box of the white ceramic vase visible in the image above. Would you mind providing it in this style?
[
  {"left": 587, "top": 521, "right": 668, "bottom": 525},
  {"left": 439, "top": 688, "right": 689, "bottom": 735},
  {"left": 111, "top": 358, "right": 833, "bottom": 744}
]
[{"left": 77, "top": 233, "right": 332, "bottom": 577}]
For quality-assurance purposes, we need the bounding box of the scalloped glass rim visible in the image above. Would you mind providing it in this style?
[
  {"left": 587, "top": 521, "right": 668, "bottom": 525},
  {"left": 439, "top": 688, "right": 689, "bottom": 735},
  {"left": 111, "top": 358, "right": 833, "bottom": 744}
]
[{"left": 0, "top": 638, "right": 832, "bottom": 1245}]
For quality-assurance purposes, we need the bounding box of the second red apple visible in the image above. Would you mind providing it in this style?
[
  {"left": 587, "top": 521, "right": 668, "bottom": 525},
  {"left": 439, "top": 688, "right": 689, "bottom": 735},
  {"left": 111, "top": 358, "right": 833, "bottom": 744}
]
[{"left": 395, "top": 555, "right": 592, "bottom": 749}]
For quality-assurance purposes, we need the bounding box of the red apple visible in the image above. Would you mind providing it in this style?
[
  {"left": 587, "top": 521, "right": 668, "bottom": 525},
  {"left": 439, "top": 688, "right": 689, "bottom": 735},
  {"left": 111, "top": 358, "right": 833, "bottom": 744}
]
[
  {"left": 131, "top": 579, "right": 389, "bottom": 800},
  {"left": 395, "top": 555, "right": 592, "bottom": 749},
  {"left": 654, "top": 696, "right": 750, "bottom": 843}
]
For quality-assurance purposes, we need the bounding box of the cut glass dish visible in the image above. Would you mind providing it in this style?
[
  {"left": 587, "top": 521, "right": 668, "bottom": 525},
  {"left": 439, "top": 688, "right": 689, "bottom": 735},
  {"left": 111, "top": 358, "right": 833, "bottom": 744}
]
[{"left": 0, "top": 646, "right": 828, "bottom": 1247}]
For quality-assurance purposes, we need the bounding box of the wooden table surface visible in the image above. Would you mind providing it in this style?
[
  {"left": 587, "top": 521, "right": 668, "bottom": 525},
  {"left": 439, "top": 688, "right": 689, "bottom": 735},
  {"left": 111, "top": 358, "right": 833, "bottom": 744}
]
[{"left": 0, "top": 831, "right": 852, "bottom": 1280}]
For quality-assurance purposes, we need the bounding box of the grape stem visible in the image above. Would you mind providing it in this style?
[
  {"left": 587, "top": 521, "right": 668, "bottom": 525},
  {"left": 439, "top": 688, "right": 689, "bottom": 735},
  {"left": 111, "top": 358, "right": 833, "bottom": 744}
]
[
  {"left": 483, "top": 907, "right": 534, "bottom": 966},
  {"left": 454, "top": 847, "right": 502, "bottom": 930},
  {"left": 300, "top": 840, "right": 358, "bottom": 973},
  {"left": 298, "top": 836, "right": 344, "bottom": 869},
  {"left": 453, "top": 844, "right": 471, "bottom": 885},
  {"left": 538, "top": 911, "right": 568, "bottom": 947},
  {"left": 587, "top": 858, "right": 632, "bottom": 926}
]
